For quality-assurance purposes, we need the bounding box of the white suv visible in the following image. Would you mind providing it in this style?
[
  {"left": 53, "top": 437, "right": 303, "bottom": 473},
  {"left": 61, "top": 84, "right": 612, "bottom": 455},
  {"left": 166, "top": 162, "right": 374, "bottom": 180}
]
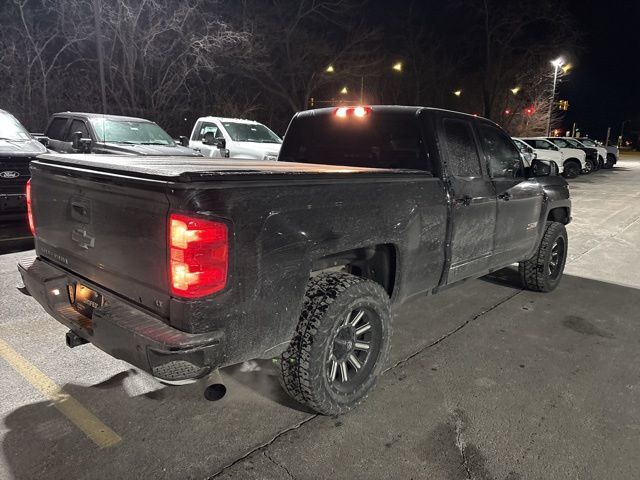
[
  {"left": 522, "top": 137, "right": 587, "bottom": 179},
  {"left": 513, "top": 137, "right": 564, "bottom": 176},
  {"left": 189, "top": 117, "right": 282, "bottom": 160}
]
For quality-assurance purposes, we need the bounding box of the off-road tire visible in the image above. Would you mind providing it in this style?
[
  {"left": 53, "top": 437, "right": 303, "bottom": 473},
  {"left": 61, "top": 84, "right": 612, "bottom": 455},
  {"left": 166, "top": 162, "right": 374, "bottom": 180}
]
[
  {"left": 279, "top": 273, "right": 392, "bottom": 415},
  {"left": 519, "top": 221, "right": 568, "bottom": 292},
  {"left": 563, "top": 160, "right": 580, "bottom": 179}
]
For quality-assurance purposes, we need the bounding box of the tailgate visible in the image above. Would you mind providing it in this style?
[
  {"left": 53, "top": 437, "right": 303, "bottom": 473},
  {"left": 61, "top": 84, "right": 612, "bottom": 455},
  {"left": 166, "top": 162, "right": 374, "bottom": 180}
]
[{"left": 30, "top": 162, "right": 171, "bottom": 318}]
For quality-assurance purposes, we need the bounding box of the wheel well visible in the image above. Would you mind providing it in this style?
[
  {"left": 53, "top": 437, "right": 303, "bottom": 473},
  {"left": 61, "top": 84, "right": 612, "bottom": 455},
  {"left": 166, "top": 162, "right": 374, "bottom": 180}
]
[
  {"left": 548, "top": 207, "right": 570, "bottom": 225},
  {"left": 311, "top": 244, "right": 397, "bottom": 297},
  {"left": 564, "top": 158, "right": 580, "bottom": 166}
]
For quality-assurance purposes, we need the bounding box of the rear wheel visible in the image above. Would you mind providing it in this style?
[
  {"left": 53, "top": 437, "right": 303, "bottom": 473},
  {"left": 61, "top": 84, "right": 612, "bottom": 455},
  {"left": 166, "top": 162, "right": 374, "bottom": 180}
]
[
  {"left": 519, "top": 221, "right": 568, "bottom": 292},
  {"left": 562, "top": 160, "right": 580, "bottom": 179},
  {"left": 280, "top": 273, "right": 392, "bottom": 415},
  {"left": 605, "top": 154, "right": 615, "bottom": 169}
]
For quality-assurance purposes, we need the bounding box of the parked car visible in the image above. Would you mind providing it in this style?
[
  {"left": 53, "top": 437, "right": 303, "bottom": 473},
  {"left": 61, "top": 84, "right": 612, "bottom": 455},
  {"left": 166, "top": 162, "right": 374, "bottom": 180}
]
[
  {"left": 513, "top": 137, "right": 564, "bottom": 176},
  {"left": 40, "top": 112, "right": 202, "bottom": 157},
  {"left": 546, "top": 137, "right": 599, "bottom": 173},
  {"left": 562, "top": 137, "right": 607, "bottom": 170},
  {"left": 579, "top": 137, "right": 618, "bottom": 168},
  {"left": 521, "top": 137, "right": 586, "bottom": 178},
  {"left": 0, "top": 109, "right": 47, "bottom": 241},
  {"left": 20, "top": 106, "right": 571, "bottom": 415},
  {"left": 188, "top": 116, "right": 281, "bottom": 160}
]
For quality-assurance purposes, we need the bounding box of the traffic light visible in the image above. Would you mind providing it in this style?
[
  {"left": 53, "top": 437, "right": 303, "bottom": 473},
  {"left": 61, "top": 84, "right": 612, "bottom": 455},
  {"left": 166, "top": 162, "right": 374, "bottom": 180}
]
[
  {"left": 308, "top": 97, "right": 315, "bottom": 109},
  {"left": 524, "top": 106, "right": 535, "bottom": 116}
]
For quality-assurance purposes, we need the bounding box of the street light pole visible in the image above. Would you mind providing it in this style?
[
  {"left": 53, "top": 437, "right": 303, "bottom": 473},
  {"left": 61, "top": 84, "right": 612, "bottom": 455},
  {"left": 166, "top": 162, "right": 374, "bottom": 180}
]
[
  {"left": 618, "top": 120, "right": 630, "bottom": 147},
  {"left": 546, "top": 57, "right": 563, "bottom": 136}
]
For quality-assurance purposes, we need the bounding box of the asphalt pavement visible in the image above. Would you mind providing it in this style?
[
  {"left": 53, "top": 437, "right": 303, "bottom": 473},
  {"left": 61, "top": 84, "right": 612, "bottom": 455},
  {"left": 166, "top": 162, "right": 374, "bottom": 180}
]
[{"left": 1, "top": 154, "right": 639, "bottom": 480}]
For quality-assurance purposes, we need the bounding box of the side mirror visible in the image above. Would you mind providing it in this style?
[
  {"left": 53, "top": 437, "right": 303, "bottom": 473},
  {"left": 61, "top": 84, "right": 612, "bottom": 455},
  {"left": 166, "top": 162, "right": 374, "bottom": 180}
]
[
  {"left": 71, "top": 131, "right": 92, "bottom": 153},
  {"left": 36, "top": 136, "right": 49, "bottom": 147},
  {"left": 215, "top": 137, "right": 226, "bottom": 149},
  {"left": 530, "top": 159, "right": 552, "bottom": 177},
  {"left": 178, "top": 135, "right": 189, "bottom": 147}
]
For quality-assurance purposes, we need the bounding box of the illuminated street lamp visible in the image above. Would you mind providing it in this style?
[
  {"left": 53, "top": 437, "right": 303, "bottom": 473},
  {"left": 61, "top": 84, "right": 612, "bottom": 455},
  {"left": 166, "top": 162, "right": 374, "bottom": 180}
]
[
  {"left": 392, "top": 61, "right": 403, "bottom": 72},
  {"left": 340, "top": 86, "right": 348, "bottom": 95},
  {"left": 546, "top": 57, "right": 564, "bottom": 136},
  {"left": 326, "top": 65, "right": 335, "bottom": 73},
  {"left": 453, "top": 90, "right": 462, "bottom": 97},
  {"left": 510, "top": 87, "right": 520, "bottom": 95}
]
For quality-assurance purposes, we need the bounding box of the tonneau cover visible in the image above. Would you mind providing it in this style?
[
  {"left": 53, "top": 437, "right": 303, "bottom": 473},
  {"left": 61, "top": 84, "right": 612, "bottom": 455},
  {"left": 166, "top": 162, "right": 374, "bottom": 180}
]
[{"left": 35, "top": 153, "right": 396, "bottom": 182}]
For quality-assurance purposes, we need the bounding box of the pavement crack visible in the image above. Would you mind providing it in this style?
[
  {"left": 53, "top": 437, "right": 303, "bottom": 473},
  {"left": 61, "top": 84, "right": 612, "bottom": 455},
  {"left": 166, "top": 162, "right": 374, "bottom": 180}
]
[
  {"left": 386, "top": 289, "right": 523, "bottom": 372},
  {"left": 263, "top": 451, "right": 296, "bottom": 479},
  {"left": 455, "top": 419, "right": 472, "bottom": 480},
  {"left": 207, "top": 415, "right": 316, "bottom": 479}
]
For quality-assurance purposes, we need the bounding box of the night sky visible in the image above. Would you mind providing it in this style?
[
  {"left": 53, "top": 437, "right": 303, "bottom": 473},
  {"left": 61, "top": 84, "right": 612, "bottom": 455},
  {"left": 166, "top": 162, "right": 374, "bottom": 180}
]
[{"left": 562, "top": 0, "right": 640, "bottom": 140}]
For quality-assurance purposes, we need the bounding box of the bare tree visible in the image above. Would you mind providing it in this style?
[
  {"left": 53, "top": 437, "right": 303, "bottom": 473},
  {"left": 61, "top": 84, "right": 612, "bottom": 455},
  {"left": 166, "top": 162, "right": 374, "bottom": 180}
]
[{"left": 224, "top": 0, "right": 381, "bottom": 116}]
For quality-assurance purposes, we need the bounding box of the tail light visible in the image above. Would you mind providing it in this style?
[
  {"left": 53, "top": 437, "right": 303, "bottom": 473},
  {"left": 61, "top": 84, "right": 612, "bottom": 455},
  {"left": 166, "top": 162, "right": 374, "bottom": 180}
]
[
  {"left": 26, "top": 179, "right": 35, "bottom": 236},
  {"left": 169, "top": 213, "right": 228, "bottom": 298}
]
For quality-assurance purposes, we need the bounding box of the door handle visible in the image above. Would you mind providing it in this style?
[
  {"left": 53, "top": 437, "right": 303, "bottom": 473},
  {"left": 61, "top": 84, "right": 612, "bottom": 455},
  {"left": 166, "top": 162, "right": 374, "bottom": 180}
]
[
  {"left": 498, "top": 192, "right": 511, "bottom": 201},
  {"left": 454, "top": 194, "right": 472, "bottom": 206}
]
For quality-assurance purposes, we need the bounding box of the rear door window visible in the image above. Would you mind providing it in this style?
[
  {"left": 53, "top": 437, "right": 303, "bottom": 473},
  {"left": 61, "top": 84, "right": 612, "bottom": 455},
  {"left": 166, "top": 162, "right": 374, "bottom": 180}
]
[
  {"left": 46, "top": 118, "right": 68, "bottom": 140},
  {"left": 442, "top": 118, "right": 482, "bottom": 177}
]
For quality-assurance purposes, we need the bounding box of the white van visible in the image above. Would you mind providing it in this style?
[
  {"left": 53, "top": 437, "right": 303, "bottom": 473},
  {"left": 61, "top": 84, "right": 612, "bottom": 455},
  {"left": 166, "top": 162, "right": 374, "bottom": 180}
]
[{"left": 189, "top": 117, "right": 282, "bottom": 160}]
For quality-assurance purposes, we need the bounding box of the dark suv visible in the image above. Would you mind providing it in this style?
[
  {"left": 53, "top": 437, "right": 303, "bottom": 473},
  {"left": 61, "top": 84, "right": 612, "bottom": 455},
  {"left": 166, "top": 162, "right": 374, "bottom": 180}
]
[{"left": 0, "top": 109, "right": 47, "bottom": 241}]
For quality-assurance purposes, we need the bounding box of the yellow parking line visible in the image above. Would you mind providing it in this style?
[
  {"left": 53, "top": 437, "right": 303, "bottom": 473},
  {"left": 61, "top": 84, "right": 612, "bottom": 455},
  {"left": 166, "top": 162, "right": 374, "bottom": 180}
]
[{"left": 0, "top": 338, "right": 121, "bottom": 448}]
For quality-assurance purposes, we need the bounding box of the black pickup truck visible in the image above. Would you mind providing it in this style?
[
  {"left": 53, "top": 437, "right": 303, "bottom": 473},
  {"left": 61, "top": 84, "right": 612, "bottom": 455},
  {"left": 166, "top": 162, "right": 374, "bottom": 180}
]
[
  {"left": 0, "top": 109, "right": 47, "bottom": 242},
  {"left": 40, "top": 112, "right": 201, "bottom": 157},
  {"left": 19, "top": 106, "right": 571, "bottom": 415}
]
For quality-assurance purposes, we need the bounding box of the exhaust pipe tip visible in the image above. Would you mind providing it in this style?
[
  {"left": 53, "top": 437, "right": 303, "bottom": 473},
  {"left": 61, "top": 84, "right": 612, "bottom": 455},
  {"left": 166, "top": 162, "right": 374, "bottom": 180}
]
[
  {"left": 204, "top": 383, "right": 227, "bottom": 401},
  {"left": 65, "top": 330, "right": 89, "bottom": 348}
]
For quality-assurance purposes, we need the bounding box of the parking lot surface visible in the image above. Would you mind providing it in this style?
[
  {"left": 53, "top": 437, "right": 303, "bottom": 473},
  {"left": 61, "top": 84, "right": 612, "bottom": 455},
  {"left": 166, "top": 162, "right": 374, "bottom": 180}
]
[{"left": 1, "top": 154, "right": 639, "bottom": 479}]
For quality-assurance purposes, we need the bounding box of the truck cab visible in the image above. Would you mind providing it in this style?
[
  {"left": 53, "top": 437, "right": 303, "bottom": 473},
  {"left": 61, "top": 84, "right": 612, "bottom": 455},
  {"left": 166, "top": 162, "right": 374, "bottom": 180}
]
[{"left": 189, "top": 116, "right": 282, "bottom": 160}]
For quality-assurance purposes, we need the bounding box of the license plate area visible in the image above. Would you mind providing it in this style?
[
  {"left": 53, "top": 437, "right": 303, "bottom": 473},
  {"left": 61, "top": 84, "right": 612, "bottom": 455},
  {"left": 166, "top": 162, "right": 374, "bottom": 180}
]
[{"left": 68, "top": 283, "right": 104, "bottom": 319}]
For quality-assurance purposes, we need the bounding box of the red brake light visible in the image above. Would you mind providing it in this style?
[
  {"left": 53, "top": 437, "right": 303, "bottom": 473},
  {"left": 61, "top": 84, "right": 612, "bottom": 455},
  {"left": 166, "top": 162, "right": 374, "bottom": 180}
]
[
  {"left": 26, "top": 180, "right": 35, "bottom": 236},
  {"left": 169, "top": 213, "right": 228, "bottom": 298},
  {"left": 334, "top": 106, "right": 371, "bottom": 118}
]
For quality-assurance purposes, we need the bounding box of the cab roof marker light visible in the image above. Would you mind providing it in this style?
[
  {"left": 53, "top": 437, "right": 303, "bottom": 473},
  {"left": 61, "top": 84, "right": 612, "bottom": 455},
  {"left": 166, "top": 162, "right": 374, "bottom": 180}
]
[
  {"left": 335, "top": 107, "right": 348, "bottom": 118},
  {"left": 333, "top": 106, "right": 371, "bottom": 118}
]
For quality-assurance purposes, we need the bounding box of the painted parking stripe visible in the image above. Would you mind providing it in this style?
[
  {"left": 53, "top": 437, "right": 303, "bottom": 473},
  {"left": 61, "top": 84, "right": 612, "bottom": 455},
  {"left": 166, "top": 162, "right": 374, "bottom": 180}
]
[{"left": 0, "top": 338, "right": 121, "bottom": 448}]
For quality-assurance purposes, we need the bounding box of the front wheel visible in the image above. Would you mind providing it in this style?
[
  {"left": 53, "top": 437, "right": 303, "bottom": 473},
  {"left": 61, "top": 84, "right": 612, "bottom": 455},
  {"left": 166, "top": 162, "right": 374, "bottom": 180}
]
[
  {"left": 519, "top": 221, "right": 568, "bottom": 292},
  {"left": 280, "top": 273, "right": 392, "bottom": 415},
  {"left": 563, "top": 161, "right": 580, "bottom": 179},
  {"left": 582, "top": 160, "right": 593, "bottom": 174}
]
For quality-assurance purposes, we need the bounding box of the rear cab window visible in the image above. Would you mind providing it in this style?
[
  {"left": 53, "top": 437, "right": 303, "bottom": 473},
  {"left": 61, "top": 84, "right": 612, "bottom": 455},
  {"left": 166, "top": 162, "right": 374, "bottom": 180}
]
[{"left": 279, "top": 109, "right": 431, "bottom": 172}]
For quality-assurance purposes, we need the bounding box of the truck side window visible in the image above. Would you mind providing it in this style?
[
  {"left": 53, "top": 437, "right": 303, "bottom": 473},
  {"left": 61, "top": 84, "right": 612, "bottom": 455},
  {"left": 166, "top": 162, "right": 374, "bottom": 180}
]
[
  {"left": 47, "top": 118, "right": 68, "bottom": 140},
  {"left": 442, "top": 119, "right": 481, "bottom": 177},
  {"left": 197, "top": 123, "right": 220, "bottom": 141},
  {"left": 66, "top": 120, "right": 89, "bottom": 140},
  {"left": 478, "top": 125, "right": 523, "bottom": 179}
]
